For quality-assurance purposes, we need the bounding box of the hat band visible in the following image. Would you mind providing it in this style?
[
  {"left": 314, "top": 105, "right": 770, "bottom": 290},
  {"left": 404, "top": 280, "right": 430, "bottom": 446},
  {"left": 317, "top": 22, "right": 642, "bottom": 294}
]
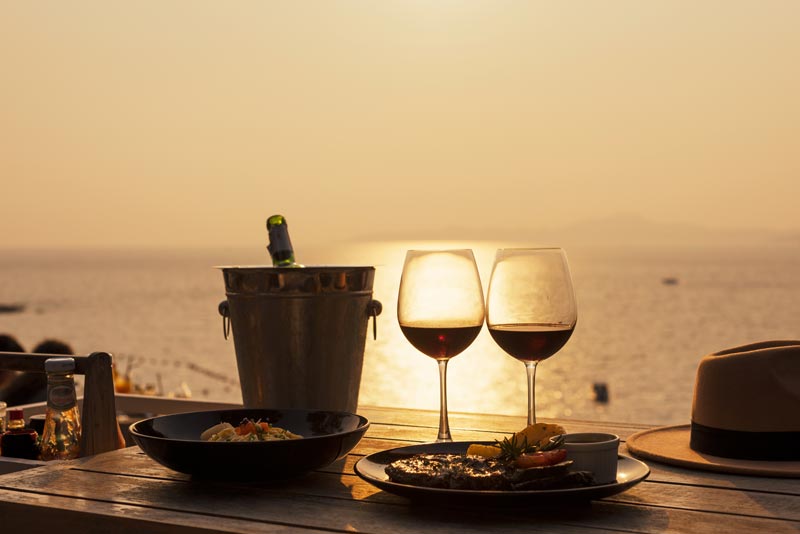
[{"left": 690, "top": 421, "right": 800, "bottom": 461}]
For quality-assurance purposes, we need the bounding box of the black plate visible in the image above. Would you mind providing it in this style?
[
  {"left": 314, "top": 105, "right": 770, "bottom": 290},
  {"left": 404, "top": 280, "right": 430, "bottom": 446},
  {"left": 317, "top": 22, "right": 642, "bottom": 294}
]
[
  {"left": 129, "top": 408, "right": 369, "bottom": 479},
  {"left": 354, "top": 441, "right": 649, "bottom": 504}
]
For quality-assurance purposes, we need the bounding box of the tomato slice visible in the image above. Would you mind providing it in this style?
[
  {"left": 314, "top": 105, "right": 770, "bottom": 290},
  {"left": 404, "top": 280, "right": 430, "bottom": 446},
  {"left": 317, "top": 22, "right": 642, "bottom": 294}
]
[
  {"left": 235, "top": 420, "right": 257, "bottom": 436},
  {"left": 515, "top": 448, "right": 567, "bottom": 468}
]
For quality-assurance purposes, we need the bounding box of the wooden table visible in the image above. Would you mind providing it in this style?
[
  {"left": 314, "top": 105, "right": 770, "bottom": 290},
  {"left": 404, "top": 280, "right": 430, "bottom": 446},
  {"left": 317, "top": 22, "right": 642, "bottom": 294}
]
[{"left": 0, "top": 406, "right": 797, "bottom": 534}]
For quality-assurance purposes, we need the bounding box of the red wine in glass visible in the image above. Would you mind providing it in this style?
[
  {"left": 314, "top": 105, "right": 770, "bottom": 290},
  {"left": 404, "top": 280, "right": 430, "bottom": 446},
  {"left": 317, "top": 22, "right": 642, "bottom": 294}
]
[
  {"left": 398, "top": 249, "right": 485, "bottom": 442},
  {"left": 486, "top": 248, "right": 577, "bottom": 425},
  {"left": 400, "top": 325, "right": 482, "bottom": 360},
  {"left": 488, "top": 323, "right": 574, "bottom": 363}
]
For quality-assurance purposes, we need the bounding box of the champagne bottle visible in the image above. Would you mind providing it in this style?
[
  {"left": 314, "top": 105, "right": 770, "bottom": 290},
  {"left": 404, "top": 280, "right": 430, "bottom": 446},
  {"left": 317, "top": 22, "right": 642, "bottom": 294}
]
[{"left": 266, "top": 214, "right": 301, "bottom": 267}]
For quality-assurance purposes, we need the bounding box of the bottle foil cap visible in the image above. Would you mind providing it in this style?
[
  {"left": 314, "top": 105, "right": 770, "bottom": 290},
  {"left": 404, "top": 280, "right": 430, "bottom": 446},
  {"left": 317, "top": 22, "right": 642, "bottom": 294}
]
[{"left": 45, "top": 357, "right": 75, "bottom": 373}]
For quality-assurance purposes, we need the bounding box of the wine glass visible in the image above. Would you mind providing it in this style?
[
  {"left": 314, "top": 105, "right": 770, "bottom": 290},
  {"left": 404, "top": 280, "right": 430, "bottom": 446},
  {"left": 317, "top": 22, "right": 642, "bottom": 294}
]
[
  {"left": 486, "top": 248, "right": 577, "bottom": 426},
  {"left": 398, "top": 249, "right": 485, "bottom": 442}
]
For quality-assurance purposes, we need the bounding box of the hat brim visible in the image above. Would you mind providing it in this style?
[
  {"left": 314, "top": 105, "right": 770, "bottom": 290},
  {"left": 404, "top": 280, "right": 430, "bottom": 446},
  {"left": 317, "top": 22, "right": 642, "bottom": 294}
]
[{"left": 626, "top": 425, "right": 800, "bottom": 478}]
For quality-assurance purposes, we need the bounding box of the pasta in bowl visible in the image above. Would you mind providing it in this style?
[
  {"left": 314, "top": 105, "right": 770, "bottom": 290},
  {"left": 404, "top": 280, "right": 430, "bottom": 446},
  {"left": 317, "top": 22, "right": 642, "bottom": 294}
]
[
  {"left": 129, "top": 408, "right": 369, "bottom": 480},
  {"left": 201, "top": 418, "right": 303, "bottom": 442}
]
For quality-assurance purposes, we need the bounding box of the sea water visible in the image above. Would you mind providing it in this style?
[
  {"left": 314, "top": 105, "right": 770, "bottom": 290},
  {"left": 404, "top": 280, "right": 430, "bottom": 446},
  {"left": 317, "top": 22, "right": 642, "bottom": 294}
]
[{"left": 1, "top": 242, "right": 798, "bottom": 426}]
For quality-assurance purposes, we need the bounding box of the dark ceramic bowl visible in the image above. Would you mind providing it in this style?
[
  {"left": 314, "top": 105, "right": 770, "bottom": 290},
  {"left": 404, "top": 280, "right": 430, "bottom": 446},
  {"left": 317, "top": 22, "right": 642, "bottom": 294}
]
[{"left": 129, "top": 408, "right": 369, "bottom": 479}]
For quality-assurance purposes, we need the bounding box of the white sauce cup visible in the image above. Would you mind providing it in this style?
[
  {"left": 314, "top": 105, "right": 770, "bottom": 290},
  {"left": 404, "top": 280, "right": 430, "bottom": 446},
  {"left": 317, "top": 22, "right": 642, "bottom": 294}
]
[{"left": 562, "top": 432, "right": 620, "bottom": 485}]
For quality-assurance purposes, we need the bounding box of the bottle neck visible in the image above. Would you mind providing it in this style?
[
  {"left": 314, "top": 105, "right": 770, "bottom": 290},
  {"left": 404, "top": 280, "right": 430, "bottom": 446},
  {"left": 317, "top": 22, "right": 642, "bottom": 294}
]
[
  {"left": 48, "top": 372, "right": 75, "bottom": 384},
  {"left": 47, "top": 372, "right": 77, "bottom": 411},
  {"left": 268, "top": 225, "right": 296, "bottom": 267}
]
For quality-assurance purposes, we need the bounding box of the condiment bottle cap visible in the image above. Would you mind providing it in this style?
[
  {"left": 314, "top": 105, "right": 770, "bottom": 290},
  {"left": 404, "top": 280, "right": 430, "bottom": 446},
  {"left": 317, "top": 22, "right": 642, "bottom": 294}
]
[
  {"left": 8, "top": 408, "right": 24, "bottom": 421},
  {"left": 45, "top": 357, "right": 75, "bottom": 373}
]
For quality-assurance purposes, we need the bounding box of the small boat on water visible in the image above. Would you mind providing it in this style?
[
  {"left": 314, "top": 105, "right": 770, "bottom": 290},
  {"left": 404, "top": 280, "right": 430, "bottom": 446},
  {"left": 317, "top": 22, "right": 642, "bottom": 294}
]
[{"left": 662, "top": 277, "right": 679, "bottom": 286}]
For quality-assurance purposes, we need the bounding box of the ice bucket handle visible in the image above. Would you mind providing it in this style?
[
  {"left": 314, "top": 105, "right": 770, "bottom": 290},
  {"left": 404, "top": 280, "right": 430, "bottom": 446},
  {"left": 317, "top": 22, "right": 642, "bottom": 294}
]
[
  {"left": 218, "top": 300, "right": 232, "bottom": 340},
  {"left": 218, "top": 299, "right": 382, "bottom": 340},
  {"left": 368, "top": 299, "right": 382, "bottom": 340}
]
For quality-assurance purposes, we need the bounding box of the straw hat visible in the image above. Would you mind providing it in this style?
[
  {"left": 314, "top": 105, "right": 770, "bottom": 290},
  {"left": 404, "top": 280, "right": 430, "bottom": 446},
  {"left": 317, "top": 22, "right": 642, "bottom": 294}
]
[{"left": 627, "top": 340, "right": 800, "bottom": 477}]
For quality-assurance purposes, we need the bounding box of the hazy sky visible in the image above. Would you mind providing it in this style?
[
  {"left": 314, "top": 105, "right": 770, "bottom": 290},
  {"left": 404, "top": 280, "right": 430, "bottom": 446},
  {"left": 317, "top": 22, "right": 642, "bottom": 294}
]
[{"left": 2, "top": 1, "right": 799, "bottom": 248}]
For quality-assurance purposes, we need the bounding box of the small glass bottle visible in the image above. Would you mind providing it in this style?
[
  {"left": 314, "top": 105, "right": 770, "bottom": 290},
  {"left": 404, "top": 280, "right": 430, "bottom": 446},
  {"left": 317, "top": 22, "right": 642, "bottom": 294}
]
[
  {"left": 267, "top": 214, "right": 302, "bottom": 267},
  {"left": 39, "top": 357, "right": 82, "bottom": 460},
  {"left": 0, "top": 408, "right": 39, "bottom": 459},
  {"left": 0, "top": 400, "right": 6, "bottom": 433}
]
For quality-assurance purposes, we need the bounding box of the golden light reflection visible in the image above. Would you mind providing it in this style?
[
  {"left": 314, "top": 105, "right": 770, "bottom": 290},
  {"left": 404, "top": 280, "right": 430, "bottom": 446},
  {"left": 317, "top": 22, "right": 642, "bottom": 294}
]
[
  {"left": 398, "top": 250, "right": 484, "bottom": 326},
  {"left": 359, "top": 241, "right": 541, "bottom": 419}
]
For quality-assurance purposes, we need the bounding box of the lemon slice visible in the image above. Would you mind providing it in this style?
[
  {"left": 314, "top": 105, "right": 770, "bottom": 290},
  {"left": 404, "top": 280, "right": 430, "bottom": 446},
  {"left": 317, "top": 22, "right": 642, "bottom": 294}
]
[
  {"left": 513, "top": 423, "right": 566, "bottom": 450},
  {"left": 466, "top": 443, "right": 502, "bottom": 458}
]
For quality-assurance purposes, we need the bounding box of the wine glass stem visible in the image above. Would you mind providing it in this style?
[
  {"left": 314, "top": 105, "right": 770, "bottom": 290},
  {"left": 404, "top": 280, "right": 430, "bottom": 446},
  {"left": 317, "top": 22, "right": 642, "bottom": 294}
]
[
  {"left": 436, "top": 359, "right": 452, "bottom": 442},
  {"left": 525, "top": 361, "right": 538, "bottom": 426}
]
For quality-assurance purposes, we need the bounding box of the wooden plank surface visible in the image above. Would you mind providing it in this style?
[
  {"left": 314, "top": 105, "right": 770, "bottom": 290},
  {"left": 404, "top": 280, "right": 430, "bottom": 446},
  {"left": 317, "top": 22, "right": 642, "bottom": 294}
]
[
  {"left": 55, "top": 447, "right": 800, "bottom": 522},
  {"left": 0, "top": 408, "right": 798, "bottom": 534},
  {"left": 0, "top": 490, "right": 320, "bottom": 534},
  {"left": 1, "top": 458, "right": 797, "bottom": 534},
  {"left": 359, "top": 406, "right": 656, "bottom": 438}
]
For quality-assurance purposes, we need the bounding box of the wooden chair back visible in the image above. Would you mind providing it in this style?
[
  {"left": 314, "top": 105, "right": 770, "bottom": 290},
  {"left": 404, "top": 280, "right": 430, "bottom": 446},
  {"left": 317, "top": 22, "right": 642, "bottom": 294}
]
[{"left": 0, "top": 351, "right": 122, "bottom": 457}]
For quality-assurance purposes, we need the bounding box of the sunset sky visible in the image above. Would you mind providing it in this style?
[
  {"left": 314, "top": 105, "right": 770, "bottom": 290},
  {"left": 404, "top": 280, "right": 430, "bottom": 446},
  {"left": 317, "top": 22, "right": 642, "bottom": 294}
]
[{"left": 2, "top": 1, "right": 799, "bottom": 249}]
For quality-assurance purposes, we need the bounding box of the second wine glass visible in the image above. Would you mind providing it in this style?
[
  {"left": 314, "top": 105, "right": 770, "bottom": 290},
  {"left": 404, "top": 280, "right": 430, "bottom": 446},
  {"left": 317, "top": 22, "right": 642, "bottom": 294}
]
[
  {"left": 397, "top": 249, "right": 485, "bottom": 442},
  {"left": 486, "top": 248, "right": 577, "bottom": 426}
]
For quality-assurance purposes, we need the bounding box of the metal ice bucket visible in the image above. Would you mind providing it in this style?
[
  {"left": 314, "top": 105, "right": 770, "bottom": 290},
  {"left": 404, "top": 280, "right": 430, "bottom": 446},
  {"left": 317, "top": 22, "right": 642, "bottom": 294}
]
[{"left": 218, "top": 266, "right": 381, "bottom": 413}]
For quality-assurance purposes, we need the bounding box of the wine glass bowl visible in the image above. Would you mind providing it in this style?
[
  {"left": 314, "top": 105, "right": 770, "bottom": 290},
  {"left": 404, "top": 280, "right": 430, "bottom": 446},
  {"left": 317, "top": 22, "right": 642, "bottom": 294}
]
[
  {"left": 486, "top": 248, "right": 577, "bottom": 425},
  {"left": 398, "top": 250, "right": 485, "bottom": 442}
]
